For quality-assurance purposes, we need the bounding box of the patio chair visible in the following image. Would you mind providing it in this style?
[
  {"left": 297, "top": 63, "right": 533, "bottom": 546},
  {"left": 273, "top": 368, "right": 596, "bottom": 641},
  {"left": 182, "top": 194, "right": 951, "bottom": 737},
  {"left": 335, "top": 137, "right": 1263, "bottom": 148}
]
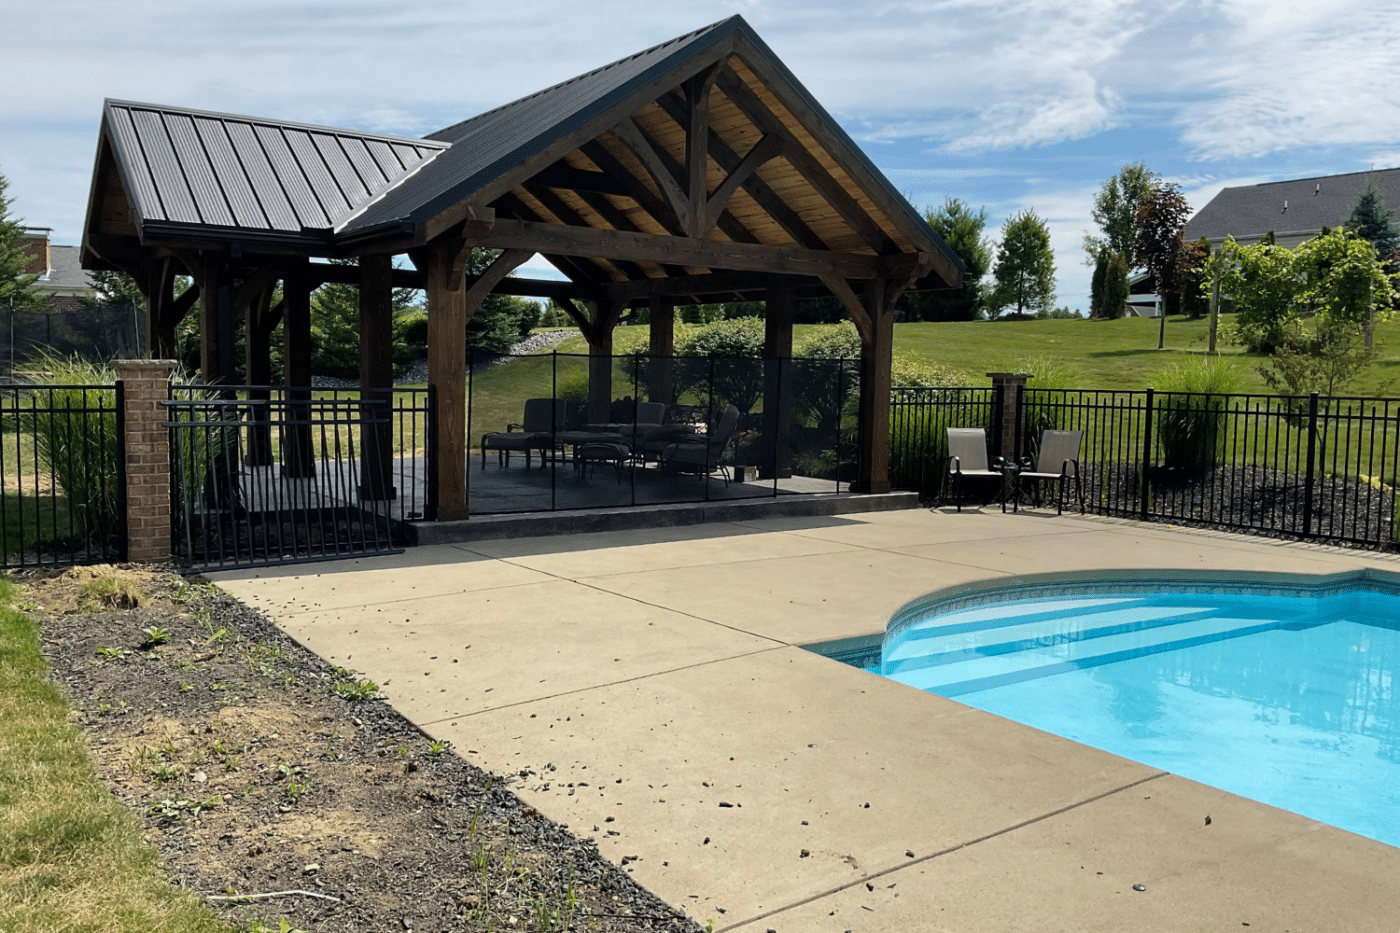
[
  {"left": 946, "top": 427, "right": 1003, "bottom": 511},
  {"left": 659, "top": 405, "right": 741, "bottom": 484},
  {"left": 480, "top": 398, "right": 566, "bottom": 470},
  {"left": 1019, "top": 430, "right": 1085, "bottom": 515}
]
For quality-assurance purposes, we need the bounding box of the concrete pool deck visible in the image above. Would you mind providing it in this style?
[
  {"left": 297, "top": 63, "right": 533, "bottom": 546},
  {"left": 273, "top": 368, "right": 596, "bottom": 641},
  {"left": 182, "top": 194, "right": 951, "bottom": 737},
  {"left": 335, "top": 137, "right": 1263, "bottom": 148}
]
[{"left": 207, "top": 508, "right": 1400, "bottom": 931}]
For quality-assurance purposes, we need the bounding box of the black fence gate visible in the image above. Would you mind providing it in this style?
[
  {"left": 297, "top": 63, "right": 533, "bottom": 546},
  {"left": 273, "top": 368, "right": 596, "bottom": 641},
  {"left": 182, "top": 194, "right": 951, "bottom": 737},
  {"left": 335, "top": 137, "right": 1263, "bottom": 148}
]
[{"left": 166, "top": 387, "right": 412, "bottom": 570}]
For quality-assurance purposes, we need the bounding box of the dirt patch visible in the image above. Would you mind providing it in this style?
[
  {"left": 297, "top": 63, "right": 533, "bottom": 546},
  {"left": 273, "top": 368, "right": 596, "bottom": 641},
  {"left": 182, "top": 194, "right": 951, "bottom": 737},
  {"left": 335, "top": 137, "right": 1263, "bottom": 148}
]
[{"left": 26, "top": 565, "right": 701, "bottom": 933}]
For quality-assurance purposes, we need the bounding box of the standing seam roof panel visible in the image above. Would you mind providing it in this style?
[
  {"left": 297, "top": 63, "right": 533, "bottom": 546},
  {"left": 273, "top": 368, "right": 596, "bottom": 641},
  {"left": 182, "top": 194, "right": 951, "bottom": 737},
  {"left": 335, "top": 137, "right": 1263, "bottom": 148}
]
[
  {"left": 225, "top": 122, "right": 301, "bottom": 232},
  {"left": 252, "top": 126, "right": 331, "bottom": 229},
  {"left": 312, "top": 134, "right": 369, "bottom": 206},
  {"left": 341, "top": 138, "right": 389, "bottom": 195},
  {"left": 106, "top": 107, "right": 166, "bottom": 223},
  {"left": 391, "top": 144, "right": 423, "bottom": 169},
  {"left": 194, "top": 117, "right": 270, "bottom": 230},
  {"left": 284, "top": 131, "right": 350, "bottom": 219},
  {"left": 365, "top": 139, "right": 405, "bottom": 178},
  {"left": 164, "top": 113, "right": 235, "bottom": 227},
  {"left": 128, "top": 109, "right": 201, "bottom": 224}
]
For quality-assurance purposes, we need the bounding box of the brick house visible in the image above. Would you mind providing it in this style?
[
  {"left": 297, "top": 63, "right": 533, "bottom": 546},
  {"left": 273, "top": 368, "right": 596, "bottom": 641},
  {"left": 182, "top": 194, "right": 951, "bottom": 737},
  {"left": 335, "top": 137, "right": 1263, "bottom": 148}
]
[{"left": 19, "top": 227, "right": 95, "bottom": 311}]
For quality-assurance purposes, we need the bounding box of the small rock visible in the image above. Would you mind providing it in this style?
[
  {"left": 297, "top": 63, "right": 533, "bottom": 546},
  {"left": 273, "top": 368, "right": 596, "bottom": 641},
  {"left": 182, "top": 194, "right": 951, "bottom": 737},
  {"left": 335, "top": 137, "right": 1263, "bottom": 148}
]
[
  {"left": 1205, "top": 815, "right": 1213, "bottom": 825},
  {"left": 192, "top": 771, "right": 207, "bottom": 783},
  {"left": 800, "top": 849, "right": 811, "bottom": 858},
  {"left": 703, "top": 837, "right": 710, "bottom": 845},
  {"left": 1132, "top": 884, "right": 1147, "bottom": 892},
  {"left": 401, "top": 919, "right": 413, "bottom": 930},
  {"left": 718, "top": 801, "right": 733, "bottom": 808},
  {"left": 303, "top": 864, "right": 319, "bottom": 874},
  {"left": 905, "top": 850, "right": 915, "bottom": 858}
]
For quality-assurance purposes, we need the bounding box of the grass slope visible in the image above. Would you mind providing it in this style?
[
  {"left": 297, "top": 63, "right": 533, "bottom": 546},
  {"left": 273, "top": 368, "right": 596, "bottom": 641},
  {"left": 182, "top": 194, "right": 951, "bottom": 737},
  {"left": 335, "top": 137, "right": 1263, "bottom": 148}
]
[{"left": 0, "top": 576, "right": 227, "bottom": 933}]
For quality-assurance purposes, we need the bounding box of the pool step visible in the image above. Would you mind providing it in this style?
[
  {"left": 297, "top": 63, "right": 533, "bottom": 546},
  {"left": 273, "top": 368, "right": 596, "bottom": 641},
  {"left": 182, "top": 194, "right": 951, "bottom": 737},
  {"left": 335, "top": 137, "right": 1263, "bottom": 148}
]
[
  {"left": 891, "top": 613, "right": 1282, "bottom": 697},
  {"left": 882, "top": 603, "right": 1225, "bottom": 676}
]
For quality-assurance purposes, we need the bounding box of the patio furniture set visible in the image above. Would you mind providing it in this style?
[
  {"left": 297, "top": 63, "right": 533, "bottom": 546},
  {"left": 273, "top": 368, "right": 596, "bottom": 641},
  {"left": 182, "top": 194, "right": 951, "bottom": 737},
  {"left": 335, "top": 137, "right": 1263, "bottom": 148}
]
[
  {"left": 480, "top": 399, "right": 743, "bottom": 485},
  {"left": 947, "top": 427, "right": 1086, "bottom": 515}
]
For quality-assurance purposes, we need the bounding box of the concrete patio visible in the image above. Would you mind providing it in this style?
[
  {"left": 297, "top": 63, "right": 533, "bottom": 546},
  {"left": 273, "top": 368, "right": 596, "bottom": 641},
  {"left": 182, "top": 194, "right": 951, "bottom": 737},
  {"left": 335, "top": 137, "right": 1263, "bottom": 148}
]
[{"left": 207, "top": 507, "right": 1400, "bottom": 931}]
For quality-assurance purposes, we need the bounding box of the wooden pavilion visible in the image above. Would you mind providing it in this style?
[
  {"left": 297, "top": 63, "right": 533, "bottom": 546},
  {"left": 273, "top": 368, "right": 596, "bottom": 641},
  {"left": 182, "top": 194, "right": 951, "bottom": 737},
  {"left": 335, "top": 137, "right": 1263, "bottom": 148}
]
[{"left": 80, "top": 15, "right": 961, "bottom": 520}]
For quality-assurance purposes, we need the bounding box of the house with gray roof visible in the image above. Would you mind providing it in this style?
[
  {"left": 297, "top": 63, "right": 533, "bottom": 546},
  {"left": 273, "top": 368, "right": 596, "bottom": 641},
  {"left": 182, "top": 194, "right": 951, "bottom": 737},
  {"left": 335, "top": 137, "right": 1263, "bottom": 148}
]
[
  {"left": 1184, "top": 168, "right": 1400, "bottom": 250},
  {"left": 19, "top": 228, "right": 95, "bottom": 311}
]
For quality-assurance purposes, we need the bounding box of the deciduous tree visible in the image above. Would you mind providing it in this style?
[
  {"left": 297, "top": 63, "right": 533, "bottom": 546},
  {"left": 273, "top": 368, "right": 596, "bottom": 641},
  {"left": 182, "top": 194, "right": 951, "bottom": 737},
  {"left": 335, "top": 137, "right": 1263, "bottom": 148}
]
[
  {"left": 989, "top": 210, "right": 1056, "bottom": 317},
  {"left": 1084, "top": 162, "right": 1157, "bottom": 269}
]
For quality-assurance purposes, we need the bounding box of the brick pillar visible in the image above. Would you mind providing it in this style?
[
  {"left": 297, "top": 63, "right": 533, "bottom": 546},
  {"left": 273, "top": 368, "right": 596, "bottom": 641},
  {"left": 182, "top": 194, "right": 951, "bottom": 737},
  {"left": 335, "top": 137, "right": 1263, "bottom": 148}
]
[
  {"left": 119, "top": 360, "right": 174, "bottom": 563},
  {"left": 986, "top": 371, "right": 1032, "bottom": 462}
]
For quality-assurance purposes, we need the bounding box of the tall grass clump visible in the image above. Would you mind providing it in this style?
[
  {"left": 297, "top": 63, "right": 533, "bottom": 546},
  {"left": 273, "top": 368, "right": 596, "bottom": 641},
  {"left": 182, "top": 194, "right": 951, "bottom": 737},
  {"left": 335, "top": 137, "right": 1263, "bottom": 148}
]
[
  {"left": 1152, "top": 359, "right": 1243, "bottom": 473},
  {"left": 8, "top": 355, "right": 121, "bottom": 556},
  {"left": 1018, "top": 356, "right": 1084, "bottom": 464}
]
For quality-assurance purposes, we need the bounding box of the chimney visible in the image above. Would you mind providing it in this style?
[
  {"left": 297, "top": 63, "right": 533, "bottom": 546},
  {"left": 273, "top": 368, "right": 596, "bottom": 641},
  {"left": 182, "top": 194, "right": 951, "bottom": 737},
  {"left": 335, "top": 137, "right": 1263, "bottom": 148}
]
[{"left": 19, "top": 227, "right": 51, "bottom": 277}]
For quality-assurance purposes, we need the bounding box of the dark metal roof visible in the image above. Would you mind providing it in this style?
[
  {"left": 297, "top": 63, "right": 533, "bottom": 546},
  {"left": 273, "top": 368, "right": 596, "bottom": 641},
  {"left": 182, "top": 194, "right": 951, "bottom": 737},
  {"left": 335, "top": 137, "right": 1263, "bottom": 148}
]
[
  {"left": 103, "top": 99, "right": 449, "bottom": 238},
  {"left": 341, "top": 18, "right": 735, "bottom": 237},
  {"left": 1185, "top": 168, "right": 1400, "bottom": 242}
]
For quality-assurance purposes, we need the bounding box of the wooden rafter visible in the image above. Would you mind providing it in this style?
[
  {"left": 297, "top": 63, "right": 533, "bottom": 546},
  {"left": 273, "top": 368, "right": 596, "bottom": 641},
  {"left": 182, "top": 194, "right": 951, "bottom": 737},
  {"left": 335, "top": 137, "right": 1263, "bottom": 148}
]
[
  {"left": 579, "top": 140, "right": 687, "bottom": 237},
  {"left": 492, "top": 192, "right": 613, "bottom": 287},
  {"left": 683, "top": 64, "right": 721, "bottom": 237},
  {"left": 518, "top": 184, "right": 651, "bottom": 281},
  {"left": 462, "top": 248, "right": 533, "bottom": 310},
  {"left": 714, "top": 67, "right": 895, "bottom": 255},
  {"left": 654, "top": 89, "right": 828, "bottom": 250},
  {"left": 702, "top": 133, "right": 782, "bottom": 236},
  {"left": 610, "top": 118, "right": 693, "bottom": 235}
]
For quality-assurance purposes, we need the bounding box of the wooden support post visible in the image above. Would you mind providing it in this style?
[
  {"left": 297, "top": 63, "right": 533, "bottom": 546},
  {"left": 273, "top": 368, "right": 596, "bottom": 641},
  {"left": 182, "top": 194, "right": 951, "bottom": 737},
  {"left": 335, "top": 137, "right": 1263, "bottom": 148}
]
[
  {"left": 424, "top": 240, "right": 472, "bottom": 521},
  {"left": 855, "top": 279, "right": 894, "bottom": 494},
  {"left": 144, "top": 260, "right": 178, "bottom": 358},
  {"left": 244, "top": 289, "right": 274, "bottom": 466},
  {"left": 281, "top": 263, "right": 314, "bottom": 478},
  {"left": 648, "top": 294, "right": 675, "bottom": 405},
  {"left": 761, "top": 285, "right": 793, "bottom": 479},
  {"left": 196, "top": 255, "right": 232, "bottom": 384},
  {"left": 358, "top": 254, "right": 396, "bottom": 501},
  {"left": 587, "top": 300, "right": 625, "bottom": 425}
]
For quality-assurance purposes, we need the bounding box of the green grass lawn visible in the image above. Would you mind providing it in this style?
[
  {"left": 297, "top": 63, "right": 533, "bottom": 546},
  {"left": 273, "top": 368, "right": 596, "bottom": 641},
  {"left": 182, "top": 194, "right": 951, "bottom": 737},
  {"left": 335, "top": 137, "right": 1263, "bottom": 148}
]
[
  {"left": 532, "top": 314, "right": 1400, "bottom": 396},
  {"left": 0, "top": 576, "right": 228, "bottom": 933}
]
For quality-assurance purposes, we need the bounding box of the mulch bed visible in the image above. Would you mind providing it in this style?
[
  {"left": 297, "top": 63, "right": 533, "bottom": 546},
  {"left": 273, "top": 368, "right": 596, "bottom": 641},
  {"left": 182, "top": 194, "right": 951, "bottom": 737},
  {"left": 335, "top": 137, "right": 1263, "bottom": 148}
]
[{"left": 26, "top": 565, "right": 701, "bottom": 933}]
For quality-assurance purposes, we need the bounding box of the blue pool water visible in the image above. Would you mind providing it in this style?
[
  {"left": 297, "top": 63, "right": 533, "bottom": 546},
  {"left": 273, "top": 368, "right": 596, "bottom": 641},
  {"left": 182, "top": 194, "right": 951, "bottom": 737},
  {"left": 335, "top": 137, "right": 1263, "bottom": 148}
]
[{"left": 872, "top": 580, "right": 1400, "bottom": 848}]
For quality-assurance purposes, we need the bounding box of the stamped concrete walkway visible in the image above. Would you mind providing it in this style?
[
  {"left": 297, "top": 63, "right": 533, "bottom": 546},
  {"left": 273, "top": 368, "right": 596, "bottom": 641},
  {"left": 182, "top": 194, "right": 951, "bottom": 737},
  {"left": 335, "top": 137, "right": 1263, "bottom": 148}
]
[{"left": 208, "top": 509, "right": 1400, "bottom": 932}]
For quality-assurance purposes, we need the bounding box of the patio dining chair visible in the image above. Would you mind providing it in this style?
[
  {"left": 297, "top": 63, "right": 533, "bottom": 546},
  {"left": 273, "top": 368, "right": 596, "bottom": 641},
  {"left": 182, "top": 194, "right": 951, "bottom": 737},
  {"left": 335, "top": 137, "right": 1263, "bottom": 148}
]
[
  {"left": 480, "top": 397, "right": 566, "bottom": 470},
  {"left": 946, "top": 427, "right": 1002, "bottom": 511},
  {"left": 1019, "top": 430, "right": 1085, "bottom": 515},
  {"left": 660, "top": 404, "right": 741, "bottom": 485}
]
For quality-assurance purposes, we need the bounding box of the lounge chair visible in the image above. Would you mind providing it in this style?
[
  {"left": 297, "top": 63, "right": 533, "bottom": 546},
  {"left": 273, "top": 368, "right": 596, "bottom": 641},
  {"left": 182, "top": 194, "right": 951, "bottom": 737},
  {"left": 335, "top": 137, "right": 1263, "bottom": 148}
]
[
  {"left": 946, "top": 427, "right": 1002, "bottom": 511},
  {"left": 480, "top": 398, "right": 566, "bottom": 469},
  {"left": 659, "top": 404, "right": 740, "bottom": 484},
  {"left": 1019, "top": 430, "right": 1085, "bottom": 515}
]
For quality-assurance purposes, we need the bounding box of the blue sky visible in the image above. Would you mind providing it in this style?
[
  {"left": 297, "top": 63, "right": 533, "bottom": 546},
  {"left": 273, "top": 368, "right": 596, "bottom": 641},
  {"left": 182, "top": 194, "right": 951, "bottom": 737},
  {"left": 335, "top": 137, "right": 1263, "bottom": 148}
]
[{"left": 4, "top": 0, "right": 1399, "bottom": 310}]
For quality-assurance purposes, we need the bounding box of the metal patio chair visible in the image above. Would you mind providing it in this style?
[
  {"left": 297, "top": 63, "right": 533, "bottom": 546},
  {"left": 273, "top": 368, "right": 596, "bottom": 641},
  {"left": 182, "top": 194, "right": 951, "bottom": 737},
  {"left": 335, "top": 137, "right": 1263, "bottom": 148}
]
[
  {"left": 480, "top": 397, "right": 566, "bottom": 470},
  {"left": 1019, "top": 430, "right": 1085, "bottom": 515},
  {"left": 946, "top": 427, "right": 1002, "bottom": 511}
]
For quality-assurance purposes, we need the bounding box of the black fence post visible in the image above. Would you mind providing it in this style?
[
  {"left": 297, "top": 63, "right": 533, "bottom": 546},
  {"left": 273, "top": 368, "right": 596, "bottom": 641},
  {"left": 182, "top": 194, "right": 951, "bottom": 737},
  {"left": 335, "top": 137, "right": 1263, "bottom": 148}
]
[
  {"left": 1014, "top": 383, "right": 1025, "bottom": 464},
  {"left": 1140, "top": 388, "right": 1155, "bottom": 521},
  {"left": 115, "top": 379, "right": 128, "bottom": 563},
  {"left": 1302, "top": 391, "right": 1319, "bottom": 537},
  {"left": 425, "top": 384, "right": 439, "bottom": 522}
]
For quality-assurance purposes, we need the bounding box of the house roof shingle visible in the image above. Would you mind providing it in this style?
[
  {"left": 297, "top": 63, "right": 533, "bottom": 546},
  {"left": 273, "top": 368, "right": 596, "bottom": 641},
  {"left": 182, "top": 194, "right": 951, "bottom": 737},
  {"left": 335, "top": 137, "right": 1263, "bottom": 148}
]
[{"left": 1184, "top": 168, "right": 1400, "bottom": 243}]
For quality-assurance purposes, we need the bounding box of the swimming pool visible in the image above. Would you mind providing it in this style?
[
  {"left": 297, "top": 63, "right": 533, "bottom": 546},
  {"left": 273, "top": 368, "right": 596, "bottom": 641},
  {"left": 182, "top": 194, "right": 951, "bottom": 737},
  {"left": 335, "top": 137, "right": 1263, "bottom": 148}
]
[{"left": 837, "top": 570, "right": 1400, "bottom": 849}]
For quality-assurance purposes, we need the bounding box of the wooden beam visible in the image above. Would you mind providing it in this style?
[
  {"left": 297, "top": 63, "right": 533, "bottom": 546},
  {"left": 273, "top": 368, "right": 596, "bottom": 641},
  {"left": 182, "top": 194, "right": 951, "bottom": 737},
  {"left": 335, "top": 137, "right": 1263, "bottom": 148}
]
[
  {"left": 480, "top": 217, "right": 887, "bottom": 279},
  {"left": 684, "top": 64, "right": 721, "bottom": 237},
  {"left": 855, "top": 277, "right": 897, "bottom": 493},
  {"left": 462, "top": 248, "right": 533, "bottom": 311},
  {"left": 702, "top": 133, "right": 782, "bottom": 236},
  {"left": 655, "top": 89, "right": 827, "bottom": 250},
  {"left": 492, "top": 192, "right": 617, "bottom": 288},
  {"left": 714, "top": 67, "right": 897, "bottom": 254},
  {"left": 516, "top": 183, "right": 650, "bottom": 281},
  {"left": 552, "top": 297, "right": 594, "bottom": 339},
  {"left": 761, "top": 284, "right": 794, "bottom": 479},
  {"left": 360, "top": 254, "right": 396, "bottom": 500},
  {"left": 648, "top": 294, "right": 675, "bottom": 404},
  {"left": 424, "top": 238, "right": 469, "bottom": 521},
  {"left": 611, "top": 117, "right": 691, "bottom": 234},
  {"left": 580, "top": 140, "right": 686, "bottom": 237},
  {"left": 819, "top": 273, "right": 872, "bottom": 344},
  {"left": 281, "top": 262, "right": 315, "bottom": 478},
  {"left": 529, "top": 163, "right": 633, "bottom": 197},
  {"left": 421, "top": 34, "right": 739, "bottom": 241},
  {"left": 527, "top": 180, "right": 690, "bottom": 278},
  {"left": 602, "top": 270, "right": 807, "bottom": 301}
]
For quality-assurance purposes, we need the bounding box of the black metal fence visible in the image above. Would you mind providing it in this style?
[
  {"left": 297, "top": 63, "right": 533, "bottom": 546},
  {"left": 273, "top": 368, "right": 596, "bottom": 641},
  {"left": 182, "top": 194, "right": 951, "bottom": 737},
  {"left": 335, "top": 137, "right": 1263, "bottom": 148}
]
[
  {"left": 1, "top": 304, "right": 147, "bottom": 371},
  {"left": 463, "top": 350, "right": 855, "bottom": 514},
  {"left": 0, "top": 382, "right": 124, "bottom": 567},
  {"left": 889, "top": 386, "right": 1000, "bottom": 496},
  {"left": 899, "top": 384, "right": 1400, "bottom": 548},
  {"left": 165, "top": 386, "right": 428, "bottom": 569}
]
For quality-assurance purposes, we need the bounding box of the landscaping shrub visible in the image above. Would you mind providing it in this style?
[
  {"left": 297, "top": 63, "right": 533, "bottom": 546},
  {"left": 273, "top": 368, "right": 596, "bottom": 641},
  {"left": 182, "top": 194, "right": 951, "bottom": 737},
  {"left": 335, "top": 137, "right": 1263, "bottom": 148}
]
[{"left": 1152, "top": 359, "right": 1243, "bottom": 473}]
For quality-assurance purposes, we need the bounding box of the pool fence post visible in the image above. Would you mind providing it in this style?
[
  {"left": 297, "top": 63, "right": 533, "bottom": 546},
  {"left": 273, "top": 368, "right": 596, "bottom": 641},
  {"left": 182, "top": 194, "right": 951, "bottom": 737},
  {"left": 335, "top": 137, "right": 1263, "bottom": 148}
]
[
  {"left": 1141, "top": 388, "right": 1155, "bottom": 522},
  {"left": 1303, "top": 392, "right": 1319, "bottom": 537}
]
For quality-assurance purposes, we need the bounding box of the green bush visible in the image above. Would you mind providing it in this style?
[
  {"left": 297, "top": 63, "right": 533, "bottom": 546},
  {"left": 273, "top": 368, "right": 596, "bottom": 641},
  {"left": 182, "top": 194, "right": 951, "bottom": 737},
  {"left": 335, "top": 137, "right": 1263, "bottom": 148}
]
[
  {"left": 675, "top": 317, "right": 766, "bottom": 414},
  {"left": 1152, "top": 359, "right": 1243, "bottom": 473},
  {"left": 793, "top": 321, "right": 861, "bottom": 430}
]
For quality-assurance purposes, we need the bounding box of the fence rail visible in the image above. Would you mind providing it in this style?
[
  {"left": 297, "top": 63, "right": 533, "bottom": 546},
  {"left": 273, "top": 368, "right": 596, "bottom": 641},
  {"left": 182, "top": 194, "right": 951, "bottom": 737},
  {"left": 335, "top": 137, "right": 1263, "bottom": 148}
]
[
  {"left": 0, "top": 382, "right": 123, "bottom": 567},
  {"left": 894, "top": 385, "right": 1400, "bottom": 548}
]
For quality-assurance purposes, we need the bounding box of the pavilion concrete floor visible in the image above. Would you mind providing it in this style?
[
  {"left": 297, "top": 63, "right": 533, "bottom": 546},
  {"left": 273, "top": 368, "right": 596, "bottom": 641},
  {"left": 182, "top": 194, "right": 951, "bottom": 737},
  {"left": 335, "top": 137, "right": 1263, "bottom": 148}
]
[{"left": 206, "top": 507, "right": 1400, "bottom": 932}]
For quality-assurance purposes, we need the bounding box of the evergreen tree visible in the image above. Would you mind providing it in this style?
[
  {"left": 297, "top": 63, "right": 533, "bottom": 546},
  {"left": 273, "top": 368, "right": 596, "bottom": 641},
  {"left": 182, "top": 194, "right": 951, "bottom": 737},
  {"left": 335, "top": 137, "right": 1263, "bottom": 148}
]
[
  {"left": 988, "top": 209, "right": 1056, "bottom": 317},
  {"left": 1102, "top": 252, "right": 1130, "bottom": 318},
  {"left": 1346, "top": 183, "right": 1400, "bottom": 260},
  {"left": 904, "top": 198, "right": 991, "bottom": 321},
  {"left": 1089, "top": 248, "right": 1109, "bottom": 317},
  {"left": 0, "top": 168, "right": 44, "bottom": 311}
]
